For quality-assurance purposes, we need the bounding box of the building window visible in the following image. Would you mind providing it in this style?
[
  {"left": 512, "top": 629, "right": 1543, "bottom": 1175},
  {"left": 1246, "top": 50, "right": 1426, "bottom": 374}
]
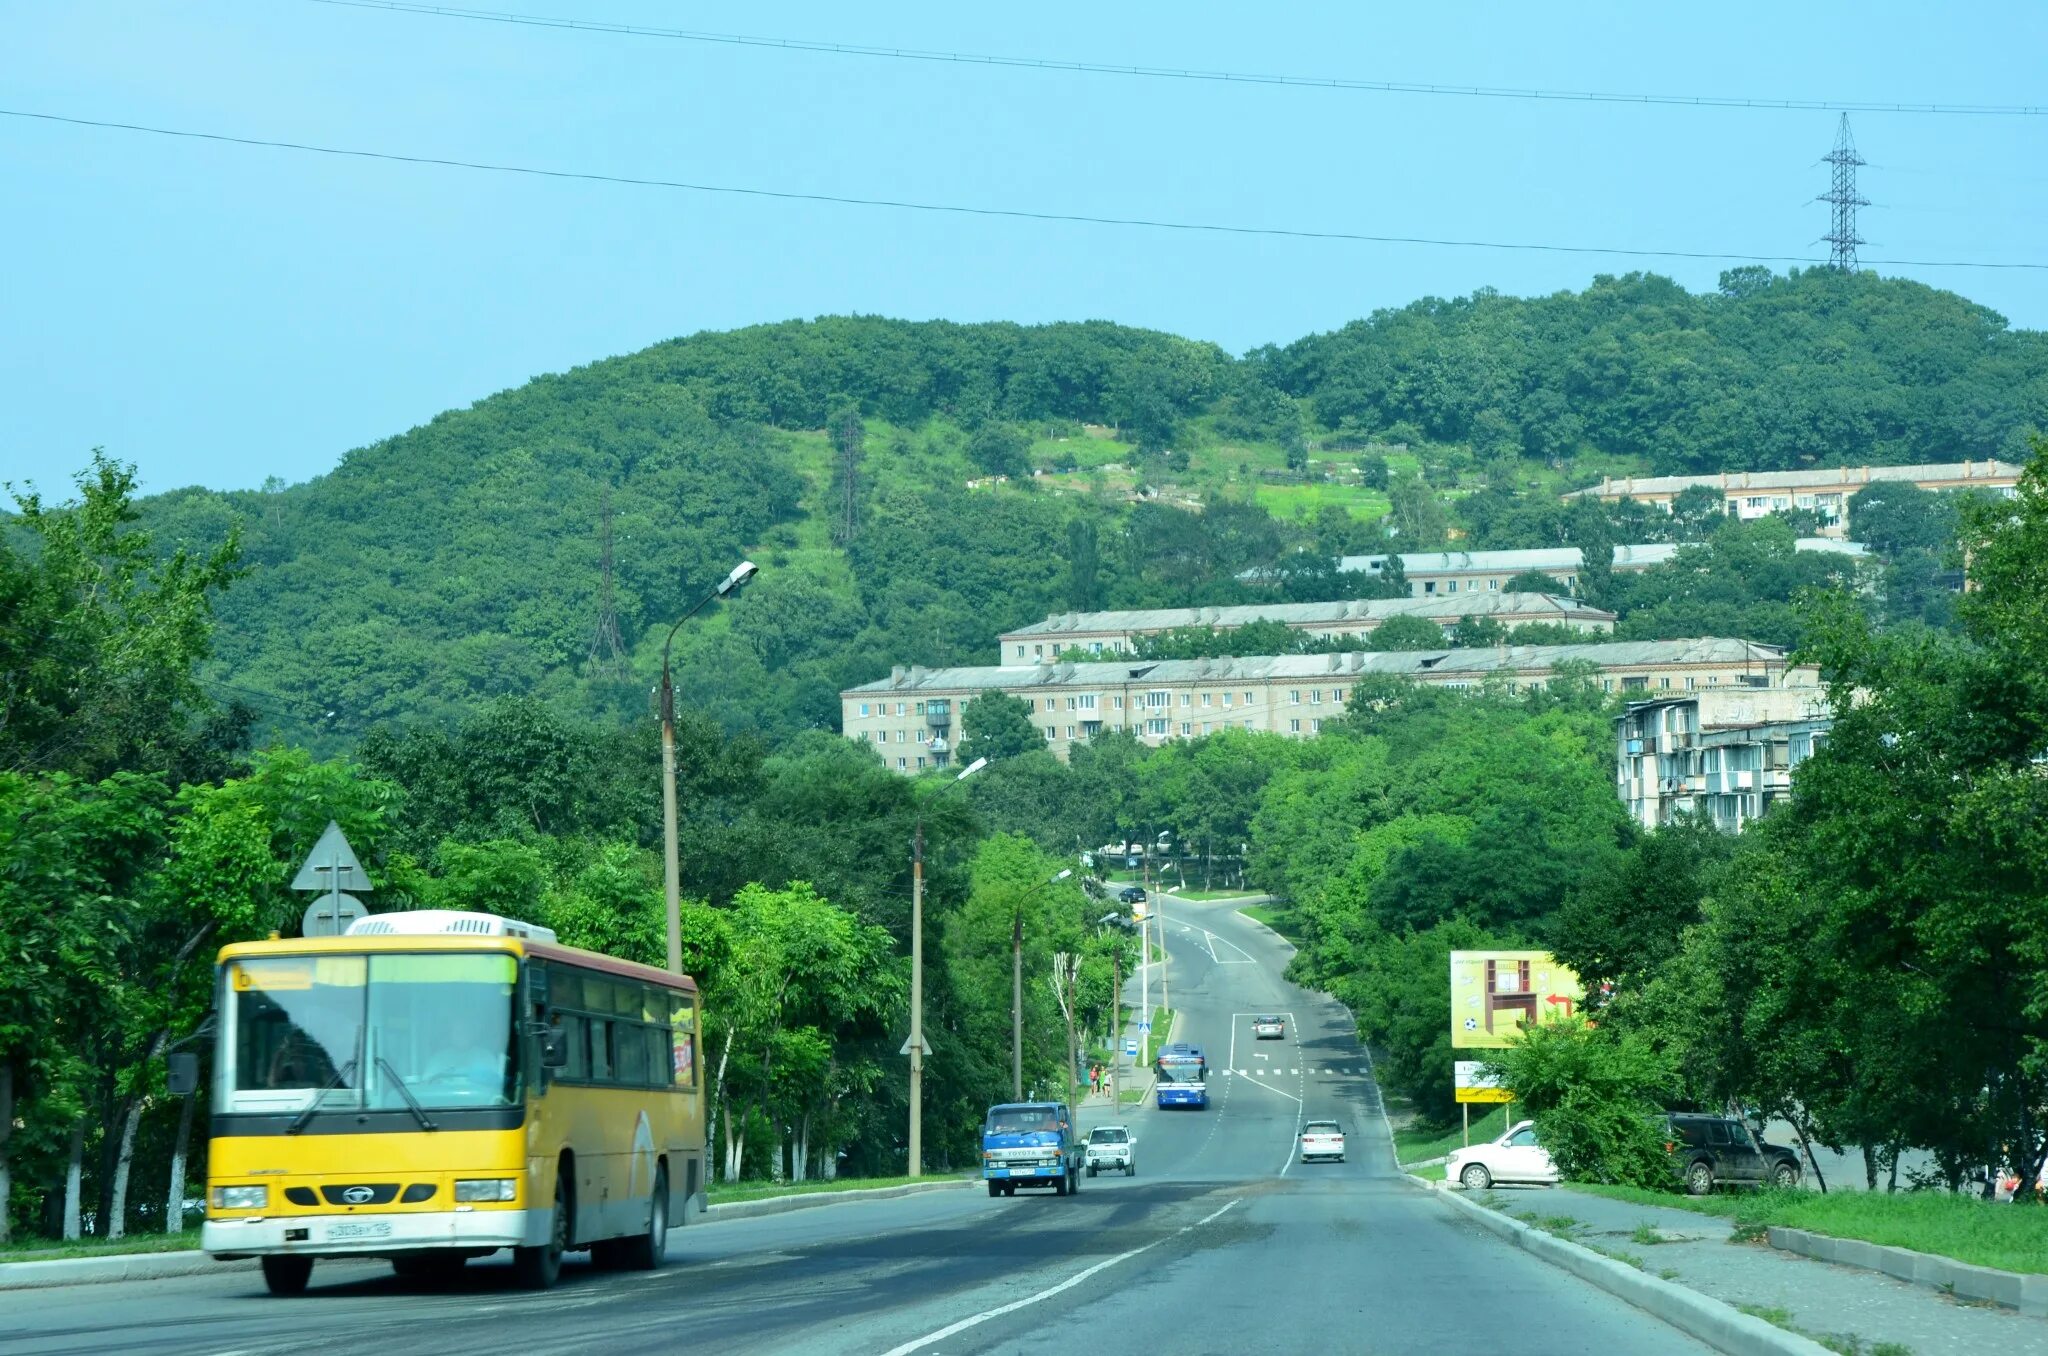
[
  {"left": 1016, "top": 644, "right": 1025, "bottom": 658},
  {"left": 1488, "top": 579, "right": 1499, "bottom": 591},
  {"left": 916, "top": 756, "right": 926, "bottom": 769},
  {"left": 916, "top": 729, "right": 928, "bottom": 744},
  {"left": 1244, "top": 691, "right": 1255, "bottom": 704},
  {"left": 1334, "top": 688, "right": 1346, "bottom": 703},
  {"left": 1114, "top": 695, "right": 1124, "bottom": 709},
  {"left": 1622, "top": 676, "right": 1648, "bottom": 691},
  {"left": 1310, "top": 690, "right": 1322, "bottom": 705},
  {"left": 897, "top": 757, "right": 907, "bottom": 769},
  {"left": 1685, "top": 676, "right": 1696, "bottom": 690},
  {"left": 1289, "top": 690, "right": 1301, "bottom": 705},
  {"left": 1179, "top": 722, "right": 1192, "bottom": 737},
  {"left": 1312, "top": 719, "right": 1323, "bottom": 733},
  {"left": 1446, "top": 580, "right": 1459, "bottom": 594},
  {"left": 1424, "top": 582, "right": 1437, "bottom": 595},
  {"left": 1090, "top": 642, "right": 1103, "bottom": 653},
  {"left": 1034, "top": 645, "right": 1044, "bottom": 658},
  {"left": 1066, "top": 696, "right": 1077, "bottom": 711},
  {"left": 1289, "top": 719, "right": 1301, "bottom": 733},
  {"left": 1602, "top": 679, "right": 1614, "bottom": 692},
  {"left": 1180, "top": 693, "right": 1192, "bottom": 707},
  {"left": 1223, "top": 692, "right": 1234, "bottom": 707},
  {"left": 1201, "top": 722, "right": 1211, "bottom": 734},
  {"left": 1660, "top": 677, "right": 1672, "bottom": 689},
  {"left": 1045, "top": 726, "right": 1056, "bottom": 741},
  {"left": 857, "top": 730, "right": 869, "bottom": 742},
  {"left": 1244, "top": 719, "right": 1254, "bottom": 730},
  {"left": 1146, "top": 719, "right": 1168, "bottom": 736},
  {"left": 1201, "top": 692, "right": 1212, "bottom": 707},
  {"left": 1067, "top": 725, "right": 1076, "bottom": 739},
  {"left": 859, "top": 703, "right": 869, "bottom": 717}
]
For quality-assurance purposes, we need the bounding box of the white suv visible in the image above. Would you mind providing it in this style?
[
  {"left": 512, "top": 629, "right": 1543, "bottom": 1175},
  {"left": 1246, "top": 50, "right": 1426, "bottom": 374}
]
[{"left": 1084, "top": 1125, "right": 1135, "bottom": 1177}]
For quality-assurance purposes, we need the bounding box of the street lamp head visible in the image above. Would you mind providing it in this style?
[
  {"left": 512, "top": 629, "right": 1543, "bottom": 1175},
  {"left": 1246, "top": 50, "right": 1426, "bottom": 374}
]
[
  {"left": 1051, "top": 869, "right": 1073, "bottom": 883},
  {"left": 956, "top": 757, "right": 989, "bottom": 781},
  {"left": 717, "top": 560, "right": 759, "bottom": 596}
]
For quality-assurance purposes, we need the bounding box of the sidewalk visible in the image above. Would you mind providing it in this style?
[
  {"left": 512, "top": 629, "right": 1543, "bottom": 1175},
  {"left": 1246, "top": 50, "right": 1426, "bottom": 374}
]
[
  {"left": 1077, "top": 968, "right": 1166, "bottom": 1118},
  {"left": 1475, "top": 1184, "right": 2048, "bottom": 1356}
]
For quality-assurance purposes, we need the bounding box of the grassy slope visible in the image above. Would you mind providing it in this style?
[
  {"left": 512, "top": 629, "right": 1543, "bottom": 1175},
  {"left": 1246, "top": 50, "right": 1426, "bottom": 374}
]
[
  {"left": 1566, "top": 1183, "right": 2048, "bottom": 1276},
  {"left": 1395, "top": 1105, "right": 1509, "bottom": 1163}
]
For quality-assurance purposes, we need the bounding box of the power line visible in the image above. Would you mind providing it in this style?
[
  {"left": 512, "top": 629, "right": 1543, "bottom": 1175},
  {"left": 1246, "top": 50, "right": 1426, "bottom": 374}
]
[
  {"left": 306, "top": 0, "right": 2048, "bottom": 117},
  {"left": 6, "top": 107, "right": 2045, "bottom": 271}
]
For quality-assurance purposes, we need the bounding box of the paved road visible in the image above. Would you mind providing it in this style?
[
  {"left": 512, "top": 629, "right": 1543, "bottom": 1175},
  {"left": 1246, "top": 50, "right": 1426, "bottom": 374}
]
[{"left": 3, "top": 900, "right": 1710, "bottom": 1355}]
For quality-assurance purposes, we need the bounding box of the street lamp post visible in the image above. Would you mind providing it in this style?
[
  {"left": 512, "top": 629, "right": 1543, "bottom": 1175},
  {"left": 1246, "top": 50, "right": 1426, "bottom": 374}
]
[
  {"left": 659, "top": 561, "right": 757, "bottom": 975},
  {"left": 1011, "top": 868, "right": 1073, "bottom": 1100},
  {"left": 908, "top": 755, "right": 987, "bottom": 1178}
]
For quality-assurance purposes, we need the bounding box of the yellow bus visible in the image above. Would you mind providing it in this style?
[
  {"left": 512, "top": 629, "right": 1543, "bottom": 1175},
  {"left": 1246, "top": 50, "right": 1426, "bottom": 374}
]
[{"left": 192, "top": 910, "right": 705, "bottom": 1294}]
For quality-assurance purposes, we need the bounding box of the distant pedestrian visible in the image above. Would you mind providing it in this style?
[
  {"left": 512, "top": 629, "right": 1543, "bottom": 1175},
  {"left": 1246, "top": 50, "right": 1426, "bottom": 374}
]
[{"left": 1089, "top": 1065, "right": 1101, "bottom": 1095}]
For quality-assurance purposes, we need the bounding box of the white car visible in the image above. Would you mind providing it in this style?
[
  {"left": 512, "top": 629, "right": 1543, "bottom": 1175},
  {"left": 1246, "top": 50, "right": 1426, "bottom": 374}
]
[
  {"left": 1084, "top": 1125, "right": 1135, "bottom": 1177},
  {"left": 1299, "top": 1120, "right": 1345, "bottom": 1163},
  {"left": 1446, "top": 1119, "right": 1559, "bottom": 1190},
  {"left": 1252, "top": 1016, "right": 1286, "bottom": 1040}
]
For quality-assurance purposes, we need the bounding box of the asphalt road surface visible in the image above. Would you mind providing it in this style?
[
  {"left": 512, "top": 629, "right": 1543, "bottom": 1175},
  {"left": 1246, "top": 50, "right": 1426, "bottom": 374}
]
[{"left": 4, "top": 900, "right": 1711, "bottom": 1356}]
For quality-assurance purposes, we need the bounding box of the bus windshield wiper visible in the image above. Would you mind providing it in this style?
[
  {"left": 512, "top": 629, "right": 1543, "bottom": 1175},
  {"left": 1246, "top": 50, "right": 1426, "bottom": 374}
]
[
  {"left": 287, "top": 1057, "right": 358, "bottom": 1134},
  {"left": 376, "top": 1057, "right": 439, "bottom": 1132}
]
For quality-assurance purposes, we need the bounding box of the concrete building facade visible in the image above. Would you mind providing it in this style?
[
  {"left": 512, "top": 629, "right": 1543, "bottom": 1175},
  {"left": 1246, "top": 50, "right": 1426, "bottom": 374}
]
[
  {"left": 996, "top": 591, "right": 1613, "bottom": 665},
  {"left": 844, "top": 639, "right": 1816, "bottom": 772},
  {"left": 1615, "top": 689, "right": 1834, "bottom": 832},
  {"left": 1335, "top": 539, "right": 1867, "bottom": 598},
  {"left": 1568, "top": 461, "right": 2020, "bottom": 538}
]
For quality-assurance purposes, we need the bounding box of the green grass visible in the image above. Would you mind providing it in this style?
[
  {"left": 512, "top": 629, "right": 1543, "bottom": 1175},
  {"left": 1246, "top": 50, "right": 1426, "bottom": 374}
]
[
  {"left": 1394, "top": 1104, "right": 1508, "bottom": 1164},
  {"left": 1252, "top": 481, "right": 1392, "bottom": 523},
  {"left": 1736, "top": 1303, "right": 1914, "bottom": 1356},
  {"left": 1565, "top": 1183, "right": 2048, "bottom": 1276},
  {"left": 1409, "top": 1163, "right": 1447, "bottom": 1182},
  {"left": 706, "top": 1173, "right": 964, "bottom": 1205},
  {"left": 0, "top": 1229, "right": 201, "bottom": 1265},
  {"left": 1164, "top": 887, "right": 1257, "bottom": 901},
  {"left": 1238, "top": 903, "right": 1303, "bottom": 947},
  {"left": 1141, "top": 1007, "right": 1176, "bottom": 1066}
]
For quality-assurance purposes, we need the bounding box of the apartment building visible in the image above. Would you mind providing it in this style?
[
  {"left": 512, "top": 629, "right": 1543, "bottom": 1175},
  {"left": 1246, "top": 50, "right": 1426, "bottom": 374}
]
[
  {"left": 1568, "top": 461, "right": 2020, "bottom": 538},
  {"left": 996, "top": 591, "right": 1613, "bottom": 665},
  {"left": 1616, "top": 689, "right": 1834, "bottom": 832},
  {"left": 1335, "top": 539, "right": 1866, "bottom": 598},
  {"left": 843, "top": 639, "right": 1815, "bottom": 771}
]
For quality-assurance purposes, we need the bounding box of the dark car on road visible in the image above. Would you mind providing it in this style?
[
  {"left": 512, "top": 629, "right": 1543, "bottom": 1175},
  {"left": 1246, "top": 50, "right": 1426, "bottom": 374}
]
[
  {"left": 1658, "top": 1113, "right": 1802, "bottom": 1194},
  {"left": 1118, "top": 886, "right": 1147, "bottom": 905}
]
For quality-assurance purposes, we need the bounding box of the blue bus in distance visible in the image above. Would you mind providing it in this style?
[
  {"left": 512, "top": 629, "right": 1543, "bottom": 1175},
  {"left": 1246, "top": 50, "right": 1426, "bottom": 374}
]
[{"left": 1155, "top": 1043, "right": 1208, "bottom": 1109}]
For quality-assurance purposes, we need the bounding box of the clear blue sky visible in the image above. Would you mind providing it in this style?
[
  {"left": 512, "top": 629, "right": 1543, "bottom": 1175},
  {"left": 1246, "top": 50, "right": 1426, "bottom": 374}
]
[{"left": 4, "top": 0, "right": 2043, "bottom": 493}]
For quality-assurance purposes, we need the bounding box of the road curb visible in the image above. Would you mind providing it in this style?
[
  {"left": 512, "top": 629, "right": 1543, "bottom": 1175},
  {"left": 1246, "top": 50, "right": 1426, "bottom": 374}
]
[
  {"left": 1765, "top": 1225, "right": 2048, "bottom": 1316},
  {"left": 1426, "top": 1185, "right": 1835, "bottom": 1356},
  {"left": 0, "top": 1180, "right": 980, "bottom": 1291},
  {"left": 702, "top": 1177, "right": 976, "bottom": 1222},
  {"left": 0, "top": 1249, "right": 249, "bottom": 1291}
]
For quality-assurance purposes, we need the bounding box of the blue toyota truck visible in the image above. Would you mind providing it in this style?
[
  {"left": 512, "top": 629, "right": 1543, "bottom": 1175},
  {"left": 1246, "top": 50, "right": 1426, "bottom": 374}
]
[{"left": 981, "top": 1101, "right": 1083, "bottom": 1197}]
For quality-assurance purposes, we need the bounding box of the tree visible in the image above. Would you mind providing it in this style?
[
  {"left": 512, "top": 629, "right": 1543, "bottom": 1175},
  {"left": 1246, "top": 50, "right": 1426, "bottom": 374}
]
[
  {"left": 1491, "top": 1018, "right": 1675, "bottom": 1186},
  {"left": 960, "top": 691, "right": 1042, "bottom": 763},
  {"left": 1668, "top": 485, "right": 1728, "bottom": 542},
  {"left": 1063, "top": 517, "right": 1102, "bottom": 611},
  {"left": 1386, "top": 473, "right": 1449, "bottom": 548},
  {"left": 967, "top": 422, "right": 1032, "bottom": 479},
  {"left": 1, "top": 452, "right": 242, "bottom": 783},
  {"left": 1847, "top": 481, "right": 1954, "bottom": 556},
  {"left": 1367, "top": 615, "right": 1449, "bottom": 651},
  {"left": 1357, "top": 454, "right": 1390, "bottom": 490},
  {"left": 1501, "top": 569, "right": 1571, "bottom": 595}
]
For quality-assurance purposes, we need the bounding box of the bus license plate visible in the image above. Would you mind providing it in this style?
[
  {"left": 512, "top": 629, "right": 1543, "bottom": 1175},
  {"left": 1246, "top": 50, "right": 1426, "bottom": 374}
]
[{"left": 327, "top": 1220, "right": 393, "bottom": 1241}]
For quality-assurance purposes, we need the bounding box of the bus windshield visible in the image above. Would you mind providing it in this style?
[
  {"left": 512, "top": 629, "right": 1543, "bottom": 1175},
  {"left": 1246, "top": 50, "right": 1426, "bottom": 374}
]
[
  {"left": 223, "top": 953, "right": 519, "bottom": 1113},
  {"left": 1158, "top": 1058, "right": 1205, "bottom": 1084}
]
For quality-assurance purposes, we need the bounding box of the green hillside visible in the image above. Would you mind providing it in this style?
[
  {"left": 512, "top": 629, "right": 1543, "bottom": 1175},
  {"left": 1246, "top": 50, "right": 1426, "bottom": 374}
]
[{"left": 130, "top": 271, "right": 2046, "bottom": 748}]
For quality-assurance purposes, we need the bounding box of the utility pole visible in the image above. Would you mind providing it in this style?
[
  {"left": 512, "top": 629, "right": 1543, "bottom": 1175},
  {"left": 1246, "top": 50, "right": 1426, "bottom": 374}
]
[
  {"left": 1011, "top": 907, "right": 1024, "bottom": 1100},
  {"left": 907, "top": 757, "right": 987, "bottom": 1176},
  {"left": 909, "top": 820, "right": 926, "bottom": 1176},
  {"left": 1109, "top": 950, "right": 1121, "bottom": 1108},
  {"left": 1818, "top": 112, "right": 1867, "bottom": 272},
  {"left": 661, "top": 562, "right": 758, "bottom": 974}
]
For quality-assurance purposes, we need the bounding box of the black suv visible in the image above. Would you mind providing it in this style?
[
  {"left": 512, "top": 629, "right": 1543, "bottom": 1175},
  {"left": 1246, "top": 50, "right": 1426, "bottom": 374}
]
[
  {"left": 1658, "top": 1113, "right": 1802, "bottom": 1194},
  {"left": 1118, "top": 886, "right": 1147, "bottom": 905}
]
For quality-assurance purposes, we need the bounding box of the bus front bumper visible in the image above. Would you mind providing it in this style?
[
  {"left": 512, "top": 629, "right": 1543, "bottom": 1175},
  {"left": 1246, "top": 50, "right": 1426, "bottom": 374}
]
[{"left": 203, "top": 1208, "right": 538, "bottom": 1258}]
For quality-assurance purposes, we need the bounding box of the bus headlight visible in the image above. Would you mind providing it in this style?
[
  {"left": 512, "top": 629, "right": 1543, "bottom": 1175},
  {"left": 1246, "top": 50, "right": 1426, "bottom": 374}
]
[
  {"left": 212, "top": 1185, "right": 268, "bottom": 1210},
  {"left": 455, "top": 1179, "right": 518, "bottom": 1203}
]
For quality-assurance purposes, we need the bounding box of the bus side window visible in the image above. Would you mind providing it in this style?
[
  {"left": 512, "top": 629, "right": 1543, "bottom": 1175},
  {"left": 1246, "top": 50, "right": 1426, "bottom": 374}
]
[
  {"left": 563, "top": 1014, "right": 590, "bottom": 1081},
  {"left": 590, "top": 1019, "right": 613, "bottom": 1082},
  {"left": 670, "top": 998, "right": 697, "bottom": 1088}
]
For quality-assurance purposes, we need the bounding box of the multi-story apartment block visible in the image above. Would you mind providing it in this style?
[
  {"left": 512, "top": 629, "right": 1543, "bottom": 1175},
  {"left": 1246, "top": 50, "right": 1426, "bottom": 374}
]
[
  {"left": 1615, "top": 689, "right": 1834, "bottom": 832},
  {"left": 844, "top": 639, "right": 1815, "bottom": 772},
  {"left": 1568, "top": 461, "right": 2019, "bottom": 538},
  {"left": 1335, "top": 539, "right": 1866, "bottom": 598},
  {"left": 996, "top": 591, "right": 1612, "bottom": 665}
]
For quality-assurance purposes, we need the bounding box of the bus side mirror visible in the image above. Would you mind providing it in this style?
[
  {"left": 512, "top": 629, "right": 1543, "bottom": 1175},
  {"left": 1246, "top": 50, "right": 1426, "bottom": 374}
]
[
  {"left": 166, "top": 1052, "right": 200, "bottom": 1097},
  {"left": 541, "top": 1034, "right": 569, "bottom": 1070}
]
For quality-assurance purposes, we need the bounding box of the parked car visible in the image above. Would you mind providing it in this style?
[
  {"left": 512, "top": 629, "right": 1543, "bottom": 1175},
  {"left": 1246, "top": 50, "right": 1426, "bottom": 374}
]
[
  {"left": 1658, "top": 1113, "right": 1801, "bottom": 1194},
  {"left": 1446, "top": 1119, "right": 1559, "bottom": 1190},
  {"left": 1252, "top": 1016, "right": 1285, "bottom": 1040},
  {"left": 1084, "top": 1125, "right": 1136, "bottom": 1177},
  {"left": 1118, "top": 885, "right": 1147, "bottom": 905},
  {"left": 1299, "top": 1120, "right": 1345, "bottom": 1163}
]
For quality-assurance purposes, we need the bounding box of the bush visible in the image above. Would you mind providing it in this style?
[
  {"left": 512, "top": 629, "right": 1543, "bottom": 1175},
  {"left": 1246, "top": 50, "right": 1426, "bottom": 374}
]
[{"left": 1493, "top": 1017, "right": 1674, "bottom": 1187}]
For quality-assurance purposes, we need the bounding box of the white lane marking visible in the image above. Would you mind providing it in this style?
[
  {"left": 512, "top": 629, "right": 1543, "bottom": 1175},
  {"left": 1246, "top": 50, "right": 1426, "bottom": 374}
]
[
  {"left": 1204, "top": 930, "right": 1258, "bottom": 964},
  {"left": 878, "top": 1200, "right": 1242, "bottom": 1356},
  {"left": 1289, "top": 1069, "right": 1298, "bottom": 1076},
  {"left": 1234, "top": 1075, "right": 1301, "bottom": 1105}
]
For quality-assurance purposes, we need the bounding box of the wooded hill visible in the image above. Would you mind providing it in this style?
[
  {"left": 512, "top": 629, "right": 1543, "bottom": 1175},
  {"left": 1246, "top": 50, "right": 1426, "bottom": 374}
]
[{"left": 129, "top": 268, "right": 2046, "bottom": 747}]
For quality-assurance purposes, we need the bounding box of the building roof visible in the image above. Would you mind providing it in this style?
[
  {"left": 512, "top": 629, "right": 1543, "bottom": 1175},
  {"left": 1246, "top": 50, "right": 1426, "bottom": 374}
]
[
  {"left": 846, "top": 638, "right": 1792, "bottom": 696},
  {"left": 1001, "top": 591, "right": 1612, "bottom": 640},
  {"left": 1567, "top": 461, "right": 2022, "bottom": 499},
  {"left": 1336, "top": 539, "right": 1866, "bottom": 576}
]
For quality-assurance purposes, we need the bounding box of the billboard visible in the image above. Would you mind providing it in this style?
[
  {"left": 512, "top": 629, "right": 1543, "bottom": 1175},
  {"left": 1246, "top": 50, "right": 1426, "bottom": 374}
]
[
  {"left": 1454, "top": 1060, "right": 1513, "bottom": 1104},
  {"left": 1450, "top": 950, "right": 1584, "bottom": 1050}
]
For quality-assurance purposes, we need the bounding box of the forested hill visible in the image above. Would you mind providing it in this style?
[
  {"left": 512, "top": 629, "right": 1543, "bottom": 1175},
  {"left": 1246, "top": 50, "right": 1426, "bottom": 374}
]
[{"left": 130, "top": 268, "right": 2047, "bottom": 748}]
